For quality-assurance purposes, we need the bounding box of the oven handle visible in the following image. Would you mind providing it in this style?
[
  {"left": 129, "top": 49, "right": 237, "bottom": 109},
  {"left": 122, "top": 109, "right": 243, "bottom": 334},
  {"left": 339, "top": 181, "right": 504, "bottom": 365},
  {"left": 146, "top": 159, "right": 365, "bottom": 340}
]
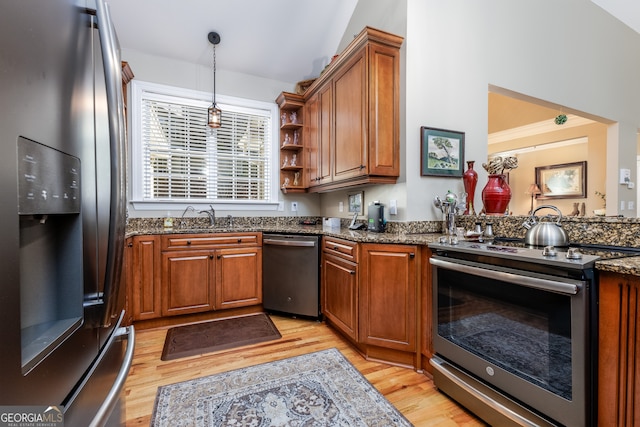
[{"left": 430, "top": 257, "right": 580, "bottom": 295}]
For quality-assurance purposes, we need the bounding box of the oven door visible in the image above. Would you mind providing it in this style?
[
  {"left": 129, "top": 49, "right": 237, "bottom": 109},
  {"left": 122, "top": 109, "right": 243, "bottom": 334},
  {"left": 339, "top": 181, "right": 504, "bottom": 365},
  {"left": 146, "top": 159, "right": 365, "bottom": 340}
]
[{"left": 430, "top": 256, "right": 592, "bottom": 427}]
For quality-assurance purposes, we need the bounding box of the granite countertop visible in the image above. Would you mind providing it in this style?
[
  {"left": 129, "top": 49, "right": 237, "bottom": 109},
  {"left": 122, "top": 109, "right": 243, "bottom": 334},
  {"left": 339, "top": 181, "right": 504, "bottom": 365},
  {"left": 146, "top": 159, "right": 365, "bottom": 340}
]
[
  {"left": 595, "top": 257, "right": 640, "bottom": 275},
  {"left": 125, "top": 217, "right": 640, "bottom": 276},
  {"left": 126, "top": 222, "right": 443, "bottom": 246}
]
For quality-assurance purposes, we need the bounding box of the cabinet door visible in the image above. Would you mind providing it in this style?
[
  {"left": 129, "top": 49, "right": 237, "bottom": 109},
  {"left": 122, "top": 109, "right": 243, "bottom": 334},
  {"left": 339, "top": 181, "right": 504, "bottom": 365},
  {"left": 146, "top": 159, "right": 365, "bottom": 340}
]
[
  {"left": 360, "top": 244, "right": 417, "bottom": 352},
  {"left": 367, "top": 42, "right": 400, "bottom": 177},
  {"left": 215, "top": 247, "right": 262, "bottom": 310},
  {"left": 322, "top": 253, "right": 358, "bottom": 341},
  {"left": 333, "top": 50, "right": 366, "bottom": 181},
  {"left": 130, "top": 235, "right": 161, "bottom": 321},
  {"left": 598, "top": 271, "right": 640, "bottom": 426},
  {"left": 318, "top": 83, "right": 333, "bottom": 185},
  {"left": 161, "top": 250, "right": 215, "bottom": 316}
]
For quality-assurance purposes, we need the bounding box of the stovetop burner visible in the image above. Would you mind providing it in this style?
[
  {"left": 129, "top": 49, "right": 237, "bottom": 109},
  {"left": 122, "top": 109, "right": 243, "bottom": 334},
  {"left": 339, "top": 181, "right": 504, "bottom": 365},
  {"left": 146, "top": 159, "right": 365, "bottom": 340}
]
[{"left": 492, "top": 237, "right": 640, "bottom": 260}]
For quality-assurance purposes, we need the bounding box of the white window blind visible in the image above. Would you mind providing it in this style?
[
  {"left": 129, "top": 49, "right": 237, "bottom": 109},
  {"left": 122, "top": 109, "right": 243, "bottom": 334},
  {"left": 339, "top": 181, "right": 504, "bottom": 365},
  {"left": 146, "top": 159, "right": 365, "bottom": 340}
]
[{"left": 138, "top": 90, "right": 272, "bottom": 203}]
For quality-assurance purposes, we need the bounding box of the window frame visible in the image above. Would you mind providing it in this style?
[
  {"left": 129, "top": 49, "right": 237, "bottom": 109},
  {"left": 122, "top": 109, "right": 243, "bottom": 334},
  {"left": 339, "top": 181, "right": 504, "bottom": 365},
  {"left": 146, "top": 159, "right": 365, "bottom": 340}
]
[{"left": 129, "top": 80, "right": 280, "bottom": 211}]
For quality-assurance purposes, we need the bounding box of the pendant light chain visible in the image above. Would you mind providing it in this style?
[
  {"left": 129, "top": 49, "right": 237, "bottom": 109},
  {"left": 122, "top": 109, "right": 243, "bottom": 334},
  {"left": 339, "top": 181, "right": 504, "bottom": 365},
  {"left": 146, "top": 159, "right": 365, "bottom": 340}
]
[{"left": 212, "top": 41, "right": 216, "bottom": 105}]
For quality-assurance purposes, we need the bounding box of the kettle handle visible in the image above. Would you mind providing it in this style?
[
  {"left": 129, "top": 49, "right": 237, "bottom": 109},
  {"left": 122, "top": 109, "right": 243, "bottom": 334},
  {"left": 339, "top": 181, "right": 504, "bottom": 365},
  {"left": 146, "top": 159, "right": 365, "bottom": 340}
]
[{"left": 531, "top": 205, "right": 563, "bottom": 225}]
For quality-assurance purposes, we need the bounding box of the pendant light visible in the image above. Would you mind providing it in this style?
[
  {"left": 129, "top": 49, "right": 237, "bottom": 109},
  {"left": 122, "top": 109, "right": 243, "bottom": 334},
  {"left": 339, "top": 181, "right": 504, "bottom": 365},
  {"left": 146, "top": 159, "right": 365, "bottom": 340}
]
[{"left": 207, "top": 31, "right": 221, "bottom": 128}]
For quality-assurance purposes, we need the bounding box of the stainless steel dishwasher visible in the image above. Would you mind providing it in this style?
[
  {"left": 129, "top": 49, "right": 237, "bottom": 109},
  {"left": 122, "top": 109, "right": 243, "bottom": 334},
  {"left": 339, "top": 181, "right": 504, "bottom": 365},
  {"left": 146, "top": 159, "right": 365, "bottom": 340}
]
[{"left": 262, "top": 233, "right": 320, "bottom": 319}]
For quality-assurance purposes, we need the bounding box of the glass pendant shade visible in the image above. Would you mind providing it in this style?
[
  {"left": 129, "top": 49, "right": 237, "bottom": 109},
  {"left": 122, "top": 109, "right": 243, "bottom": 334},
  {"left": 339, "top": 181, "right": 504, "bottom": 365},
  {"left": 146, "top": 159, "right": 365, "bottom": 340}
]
[{"left": 208, "top": 104, "right": 221, "bottom": 128}]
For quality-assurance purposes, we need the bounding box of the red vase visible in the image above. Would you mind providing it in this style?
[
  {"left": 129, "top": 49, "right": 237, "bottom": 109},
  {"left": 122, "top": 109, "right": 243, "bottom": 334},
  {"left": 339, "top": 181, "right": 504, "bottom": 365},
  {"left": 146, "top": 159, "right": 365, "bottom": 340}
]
[
  {"left": 482, "top": 174, "right": 511, "bottom": 215},
  {"left": 462, "top": 161, "right": 478, "bottom": 215}
]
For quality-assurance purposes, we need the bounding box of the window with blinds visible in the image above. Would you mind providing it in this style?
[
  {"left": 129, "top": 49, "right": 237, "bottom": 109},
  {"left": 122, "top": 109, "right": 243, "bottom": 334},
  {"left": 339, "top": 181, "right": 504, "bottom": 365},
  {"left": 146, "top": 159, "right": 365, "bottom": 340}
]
[{"left": 133, "top": 81, "right": 273, "bottom": 205}]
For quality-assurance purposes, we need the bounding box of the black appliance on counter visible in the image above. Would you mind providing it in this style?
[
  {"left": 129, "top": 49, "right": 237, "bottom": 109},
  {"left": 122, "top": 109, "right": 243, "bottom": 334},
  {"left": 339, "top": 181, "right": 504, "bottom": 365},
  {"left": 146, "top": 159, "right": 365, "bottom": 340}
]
[
  {"left": 428, "top": 238, "right": 640, "bottom": 427},
  {"left": 368, "top": 202, "right": 386, "bottom": 232},
  {"left": 0, "top": 1, "right": 133, "bottom": 426},
  {"left": 262, "top": 234, "right": 321, "bottom": 319}
]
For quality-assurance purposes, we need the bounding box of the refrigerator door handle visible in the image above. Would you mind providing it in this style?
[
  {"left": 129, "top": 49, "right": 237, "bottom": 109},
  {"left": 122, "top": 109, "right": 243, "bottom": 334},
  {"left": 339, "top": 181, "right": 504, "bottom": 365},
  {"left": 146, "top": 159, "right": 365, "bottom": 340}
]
[
  {"left": 95, "top": 0, "right": 127, "bottom": 327},
  {"left": 89, "top": 325, "right": 136, "bottom": 427}
]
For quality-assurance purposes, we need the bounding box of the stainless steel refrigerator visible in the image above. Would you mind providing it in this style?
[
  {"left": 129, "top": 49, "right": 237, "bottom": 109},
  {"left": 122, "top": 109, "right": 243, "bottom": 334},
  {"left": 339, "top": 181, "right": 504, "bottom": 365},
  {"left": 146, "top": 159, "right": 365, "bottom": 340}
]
[{"left": 0, "top": 0, "right": 134, "bottom": 425}]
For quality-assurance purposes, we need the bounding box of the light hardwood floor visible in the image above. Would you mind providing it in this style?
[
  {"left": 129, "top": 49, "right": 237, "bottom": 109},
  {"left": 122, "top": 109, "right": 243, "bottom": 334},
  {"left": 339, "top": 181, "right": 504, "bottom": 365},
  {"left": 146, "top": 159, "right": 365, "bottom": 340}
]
[{"left": 124, "top": 315, "right": 486, "bottom": 426}]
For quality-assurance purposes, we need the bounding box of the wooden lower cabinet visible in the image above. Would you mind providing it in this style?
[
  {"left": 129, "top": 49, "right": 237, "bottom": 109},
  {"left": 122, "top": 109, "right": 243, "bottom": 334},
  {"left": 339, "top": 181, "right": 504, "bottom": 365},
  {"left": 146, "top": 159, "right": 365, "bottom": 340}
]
[
  {"left": 360, "top": 244, "right": 417, "bottom": 351},
  {"left": 216, "top": 247, "right": 262, "bottom": 310},
  {"left": 322, "top": 253, "right": 358, "bottom": 341},
  {"left": 161, "top": 250, "right": 216, "bottom": 316},
  {"left": 598, "top": 271, "right": 640, "bottom": 426},
  {"left": 360, "top": 243, "right": 419, "bottom": 367},
  {"left": 322, "top": 238, "right": 420, "bottom": 368},
  {"left": 127, "top": 235, "right": 162, "bottom": 322},
  {"left": 127, "top": 233, "right": 262, "bottom": 322}
]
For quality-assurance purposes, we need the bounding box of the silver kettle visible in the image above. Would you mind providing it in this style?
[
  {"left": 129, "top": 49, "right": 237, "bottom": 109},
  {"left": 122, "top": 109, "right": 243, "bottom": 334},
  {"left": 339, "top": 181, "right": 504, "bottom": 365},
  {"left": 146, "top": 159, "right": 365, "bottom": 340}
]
[{"left": 522, "top": 205, "right": 569, "bottom": 247}]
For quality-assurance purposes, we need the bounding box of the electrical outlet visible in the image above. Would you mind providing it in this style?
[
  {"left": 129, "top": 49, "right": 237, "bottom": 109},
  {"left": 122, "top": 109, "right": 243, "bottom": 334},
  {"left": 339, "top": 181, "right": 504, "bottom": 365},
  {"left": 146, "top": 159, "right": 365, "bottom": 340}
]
[
  {"left": 630, "top": 201, "right": 635, "bottom": 210},
  {"left": 620, "top": 168, "right": 631, "bottom": 184},
  {"left": 339, "top": 201, "right": 344, "bottom": 212},
  {"left": 278, "top": 201, "right": 284, "bottom": 211},
  {"left": 389, "top": 199, "right": 397, "bottom": 215},
  {"left": 291, "top": 202, "right": 298, "bottom": 212},
  {"left": 621, "top": 200, "right": 625, "bottom": 210}
]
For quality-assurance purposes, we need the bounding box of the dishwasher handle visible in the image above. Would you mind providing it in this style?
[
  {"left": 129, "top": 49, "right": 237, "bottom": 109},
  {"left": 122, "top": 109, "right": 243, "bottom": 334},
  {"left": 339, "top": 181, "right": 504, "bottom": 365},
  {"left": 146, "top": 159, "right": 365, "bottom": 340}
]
[{"left": 264, "top": 238, "right": 316, "bottom": 247}]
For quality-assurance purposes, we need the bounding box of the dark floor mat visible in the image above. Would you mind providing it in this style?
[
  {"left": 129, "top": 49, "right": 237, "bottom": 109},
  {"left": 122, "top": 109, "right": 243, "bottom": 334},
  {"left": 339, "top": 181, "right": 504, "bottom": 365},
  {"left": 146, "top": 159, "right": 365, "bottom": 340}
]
[{"left": 161, "top": 313, "right": 281, "bottom": 361}]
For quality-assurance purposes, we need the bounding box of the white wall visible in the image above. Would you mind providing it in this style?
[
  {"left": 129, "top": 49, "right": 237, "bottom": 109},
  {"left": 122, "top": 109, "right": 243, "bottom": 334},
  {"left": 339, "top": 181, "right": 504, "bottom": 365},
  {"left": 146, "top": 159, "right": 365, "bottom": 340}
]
[
  {"left": 121, "top": 48, "right": 321, "bottom": 218},
  {"left": 402, "top": 0, "right": 640, "bottom": 220}
]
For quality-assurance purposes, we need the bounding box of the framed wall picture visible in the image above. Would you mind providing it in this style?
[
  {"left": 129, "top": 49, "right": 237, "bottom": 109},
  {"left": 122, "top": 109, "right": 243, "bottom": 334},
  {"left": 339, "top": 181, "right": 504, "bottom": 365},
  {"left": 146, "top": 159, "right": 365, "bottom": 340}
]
[
  {"left": 348, "top": 191, "right": 364, "bottom": 215},
  {"left": 420, "top": 126, "right": 465, "bottom": 177},
  {"left": 535, "top": 161, "right": 587, "bottom": 199}
]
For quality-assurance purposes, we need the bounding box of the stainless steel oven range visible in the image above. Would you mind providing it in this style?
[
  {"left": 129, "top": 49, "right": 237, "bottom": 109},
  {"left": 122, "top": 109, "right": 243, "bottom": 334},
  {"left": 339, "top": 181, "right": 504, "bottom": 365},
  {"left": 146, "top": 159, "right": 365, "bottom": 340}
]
[{"left": 428, "top": 239, "right": 605, "bottom": 427}]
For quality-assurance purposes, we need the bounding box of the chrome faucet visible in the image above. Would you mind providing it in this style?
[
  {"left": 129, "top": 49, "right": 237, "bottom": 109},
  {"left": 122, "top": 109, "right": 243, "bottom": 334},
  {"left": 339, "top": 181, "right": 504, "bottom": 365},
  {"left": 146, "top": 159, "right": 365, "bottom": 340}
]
[
  {"left": 199, "top": 205, "right": 216, "bottom": 226},
  {"left": 179, "top": 205, "right": 196, "bottom": 228}
]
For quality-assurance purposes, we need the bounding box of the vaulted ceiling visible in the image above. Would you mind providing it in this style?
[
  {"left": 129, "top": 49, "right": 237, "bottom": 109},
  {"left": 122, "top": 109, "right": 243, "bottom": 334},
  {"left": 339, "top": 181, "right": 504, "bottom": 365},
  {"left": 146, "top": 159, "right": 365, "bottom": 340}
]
[{"left": 106, "top": 0, "right": 638, "bottom": 87}]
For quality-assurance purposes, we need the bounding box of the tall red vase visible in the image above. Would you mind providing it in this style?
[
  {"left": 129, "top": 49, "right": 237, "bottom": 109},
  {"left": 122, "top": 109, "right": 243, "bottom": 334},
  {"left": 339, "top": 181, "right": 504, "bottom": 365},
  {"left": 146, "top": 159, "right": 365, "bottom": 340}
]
[
  {"left": 482, "top": 174, "right": 511, "bottom": 215},
  {"left": 462, "top": 161, "right": 478, "bottom": 215}
]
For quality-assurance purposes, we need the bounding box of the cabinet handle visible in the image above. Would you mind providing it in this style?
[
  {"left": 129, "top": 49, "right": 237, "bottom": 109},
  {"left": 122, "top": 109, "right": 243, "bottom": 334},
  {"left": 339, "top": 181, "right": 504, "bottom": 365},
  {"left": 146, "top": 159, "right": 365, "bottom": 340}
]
[
  {"left": 127, "top": 242, "right": 133, "bottom": 247},
  {"left": 238, "top": 239, "right": 242, "bottom": 243},
  {"left": 359, "top": 165, "right": 365, "bottom": 170},
  {"left": 186, "top": 240, "right": 191, "bottom": 245},
  {"left": 410, "top": 252, "right": 415, "bottom": 259},
  {"left": 349, "top": 270, "right": 356, "bottom": 275},
  {"left": 333, "top": 246, "right": 338, "bottom": 250},
  {"left": 217, "top": 254, "right": 222, "bottom": 259},
  {"left": 209, "top": 254, "right": 214, "bottom": 259}
]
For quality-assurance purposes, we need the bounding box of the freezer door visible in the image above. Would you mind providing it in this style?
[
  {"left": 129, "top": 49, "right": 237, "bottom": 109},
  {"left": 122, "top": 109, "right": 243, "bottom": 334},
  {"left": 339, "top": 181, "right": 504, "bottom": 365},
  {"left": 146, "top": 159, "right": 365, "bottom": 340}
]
[{"left": 64, "top": 312, "right": 135, "bottom": 427}]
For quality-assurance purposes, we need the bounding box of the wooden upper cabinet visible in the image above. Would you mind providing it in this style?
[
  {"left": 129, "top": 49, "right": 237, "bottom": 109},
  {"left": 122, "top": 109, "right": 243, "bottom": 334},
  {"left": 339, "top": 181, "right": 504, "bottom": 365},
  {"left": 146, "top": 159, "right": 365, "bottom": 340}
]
[
  {"left": 333, "top": 50, "right": 367, "bottom": 182},
  {"left": 299, "top": 26, "right": 403, "bottom": 192},
  {"left": 367, "top": 41, "right": 401, "bottom": 177}
]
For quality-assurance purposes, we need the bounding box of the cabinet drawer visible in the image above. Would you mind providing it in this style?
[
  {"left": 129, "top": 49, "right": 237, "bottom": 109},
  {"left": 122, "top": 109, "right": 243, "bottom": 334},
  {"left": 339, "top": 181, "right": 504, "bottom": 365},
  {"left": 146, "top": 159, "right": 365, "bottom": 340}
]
[
  {"left": 322, "top": 237, "right": 358, "bottom": 262},
  {"left": 162, "top": 232, "right": 262, "bottom": 250}
]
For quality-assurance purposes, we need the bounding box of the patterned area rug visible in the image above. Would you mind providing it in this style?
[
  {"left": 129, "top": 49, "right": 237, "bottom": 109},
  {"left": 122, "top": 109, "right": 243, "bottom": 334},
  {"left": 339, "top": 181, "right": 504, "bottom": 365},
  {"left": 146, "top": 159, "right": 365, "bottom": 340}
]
[{"left": 151, "top": 348, "right": 413, "bottom": 426}]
